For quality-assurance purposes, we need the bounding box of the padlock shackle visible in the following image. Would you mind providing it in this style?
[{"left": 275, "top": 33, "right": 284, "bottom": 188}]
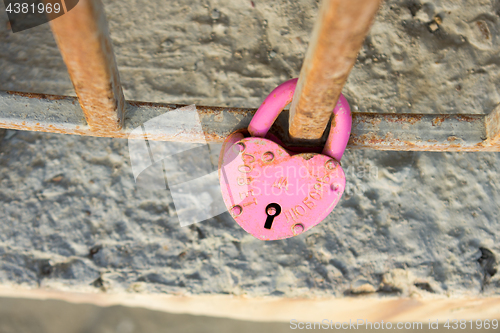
[
  {"left": 248, "top": 78, "right": 298, "bottom": 138},
  {"left": 248, "top": 78, "right": 352, "bottom": 161},
  {"left": 322, "top": 93, "right": 352, "bottom": 162}
]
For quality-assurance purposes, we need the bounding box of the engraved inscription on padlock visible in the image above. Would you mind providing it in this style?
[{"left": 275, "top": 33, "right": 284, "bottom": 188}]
[{"left": 218, "top": 78, "right": 352, "bottom": 241}]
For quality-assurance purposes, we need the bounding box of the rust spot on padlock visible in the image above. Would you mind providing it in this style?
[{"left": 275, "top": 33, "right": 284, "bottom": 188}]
[
  {"left": 300, "top": 153, "right": 316, "bottom": 161},
  {"left": 218, "top": 78, "right": 351, "bottom": 241}
]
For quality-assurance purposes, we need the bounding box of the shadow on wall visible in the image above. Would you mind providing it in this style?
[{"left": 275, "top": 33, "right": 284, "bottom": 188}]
[{"left": 0, "top": 297, "right": 497, "bottom": 333}]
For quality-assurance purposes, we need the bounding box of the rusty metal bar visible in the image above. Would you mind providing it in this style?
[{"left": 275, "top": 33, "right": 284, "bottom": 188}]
[
  {"left": 1, "top": 91, "right": 499, "bottom": 152},
  {"left": 348, "top": 113, "right": 489, "bottom": 151},
  {"left": 288, "top": 0, "right": 383, "bottom": 142},
  {"left": 48, "top": 0, "right": 125, "bottom": 133},
  {"left": 0, "top": 91, "right": 255, "bottom": 142}
]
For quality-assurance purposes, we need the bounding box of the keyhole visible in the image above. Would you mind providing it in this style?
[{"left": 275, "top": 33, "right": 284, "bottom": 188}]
[{"left": 264, "top": 203, "right": 281, "bottom": 229}]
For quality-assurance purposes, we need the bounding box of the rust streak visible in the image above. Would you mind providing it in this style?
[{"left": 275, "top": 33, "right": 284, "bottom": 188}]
[
  {"left": 6, "top": 91, "right": 71, "bottom": 101},
  {"left": 384, "top": 114, "right": 424, "bottom": 124},
  {"left": 432, "top": 115, "right": 448, "bottom": 126},
  {"left": 455, "top": 115, "right": 479, "bottom": 122}
]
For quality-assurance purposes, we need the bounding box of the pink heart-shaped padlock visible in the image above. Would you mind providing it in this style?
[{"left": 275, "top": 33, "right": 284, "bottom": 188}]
[
  {"left": 219, "top": 137, "right": 345, "bottom": 240},
  {"left": 218, "top": 78, "right": 351, "bottom": 240}
]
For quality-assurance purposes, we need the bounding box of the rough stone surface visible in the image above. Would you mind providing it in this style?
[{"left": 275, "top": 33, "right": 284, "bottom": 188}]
[{"left": 0, "top": 0, "right": 500, "bottom": 298}]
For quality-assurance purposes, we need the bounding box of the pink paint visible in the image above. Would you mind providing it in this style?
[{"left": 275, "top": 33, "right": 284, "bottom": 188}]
[
  {"left": 219, "top": 78, "right": 351, "bottom": 240},
  {"left": 247, "top": 78, "right": 298, "bottom": 138},
  {"left": 322, "top": 94, "right": 352, "bottom": 161},
  {"left": 219, "top": 137, "right": 346, "bottom": 240}
]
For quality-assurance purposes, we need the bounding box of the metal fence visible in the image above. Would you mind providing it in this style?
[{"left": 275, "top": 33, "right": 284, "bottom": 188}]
[{"left": 1, "top": 0, "right": 499, "bottom": 152}]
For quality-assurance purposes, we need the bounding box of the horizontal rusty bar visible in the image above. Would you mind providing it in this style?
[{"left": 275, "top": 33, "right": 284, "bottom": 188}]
[
  {"left": 0, "top": 91, "right": 254, "bottom": 143},
  {"left": 0, "top": 90, "right": 498, "bottom": 152},
  {"left": 349, "top": 113, "right": 490, "bottom": 152}
]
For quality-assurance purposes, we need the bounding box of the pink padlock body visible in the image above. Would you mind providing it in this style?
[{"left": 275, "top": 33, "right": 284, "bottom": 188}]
[
  {"left": 219, "top": 78, "right": 351, "bottom": 240},
  {"left": 219, "top": 137, "right": 346, "bottom": 240}
]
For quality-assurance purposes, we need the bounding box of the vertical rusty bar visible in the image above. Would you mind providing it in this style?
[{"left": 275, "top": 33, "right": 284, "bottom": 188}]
[
  {"left": 48, "top": 0, "right": 125, "bottom": 133},
  {"left": 288, "top": 0, "right": 383, "bottom": 142},
  {"left": 486, "top": 105, "right": 500, "bottom": 145}
]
